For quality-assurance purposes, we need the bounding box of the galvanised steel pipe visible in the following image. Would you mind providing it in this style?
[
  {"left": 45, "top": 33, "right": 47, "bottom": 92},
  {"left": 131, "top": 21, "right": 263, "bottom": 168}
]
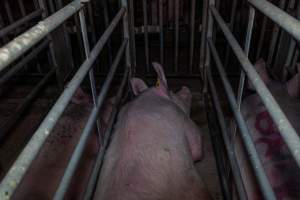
[
  {"left": 83, "top": 68, "right": 129, "bottom": 200},
  {"left": 207, "top": 38, "right": 276, "bottom": 200},
  {"left": 54, "top": 39, "right": 128, "bottom": 200},
  {"left": 206, "top": 68, "right": 247, "bottom": 200},
  {"left": 0, "top": 7, "right": 126, "bottom": 199},
  {"left": 210, "top": 5, "right": 300, "bottom": 169},
  {"left": 0, "top": 0, "right": 83, "bottom": 73},
  {"left": 0, "top": 9, "right": 44, "bottom": 38},
  {"left": 248, "top": 0, "right": 300, "bottom": 42}
]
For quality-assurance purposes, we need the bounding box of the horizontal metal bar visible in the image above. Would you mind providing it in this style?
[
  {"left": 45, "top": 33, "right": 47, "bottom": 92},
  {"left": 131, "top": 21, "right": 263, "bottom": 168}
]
[
  {"left": 83, "top": 66, "right": 129, "bottom": 200},
  {"left": 0, "top": 0, "right": 83, "bottom": 73},
  {"left": 207, "top": 38, "right": 276, "bottom": 200},
  {"left": 0, "top": 7, "right": 125, "bottom": 199},
  {"left": 54, "top": 39, "right": 128, "bottom": 200},
  {"left": 0, "top": 9, "right": 44, "bottom": 38},
  {"left": 0, "top": 67, "right": 56, "bottom": 141},
  {"left": 0, "top": 39, "right": 50, "bottom": 85},
  {"left": 248, "top": 0, "right": 300, "bottom": 42},
  {"left": 206, "top": 69, "right": 247, "bottom": 199},
  {"left": 211, "top": 5, "right": 300, "bottom": 168}
]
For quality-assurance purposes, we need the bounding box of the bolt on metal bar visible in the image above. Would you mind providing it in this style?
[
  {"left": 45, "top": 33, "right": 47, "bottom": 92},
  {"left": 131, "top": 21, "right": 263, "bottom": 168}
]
[
  {"left": 0, "top": 7, "right": 125, "bottom": 199},
  {"left": 174, "top": 0, "right": 179, "bottom": 73},
  {"left": 0, "top": 0, "right": 82, "bottom": 73},
  {"left": 0, "top": 39, "right": 50, "bottom": 85},
  {"left": 54, "top": 39, "right": 128, "bottom": 200},
  {"left": 267, "top": 0, "right": 286, "bottom": 66},
  {"left": 0, "top": 67, "right": 56, "bottom": 142},
  {"left": 189, "top": 0, "right": 196, "bottom": 74},
  {"left": 79, "top": 8, "right": 102, "bottom": 144},
  {"left": 249, "top": 0, "right": 300, "bottom": 43},
  {"left": 159, "top": 0, "right": 164, "bottom": 65},
  {"left": 210, "top": 5, "right": 300, "bottom": 169},
  {"left": 207, "top": 38, "right": 276, "bottom": 200},
  {"left": 83, "top": 67, "right": 129, "bottom": 200},
  {"left": 143, "top": 0, "right": 150, "bottom": 73},
  {"left": 206, "top": 68, "right": 247, "bottom": 200},
  {"left": 0, "top": 9, "right": 44, "bottom": 38}
]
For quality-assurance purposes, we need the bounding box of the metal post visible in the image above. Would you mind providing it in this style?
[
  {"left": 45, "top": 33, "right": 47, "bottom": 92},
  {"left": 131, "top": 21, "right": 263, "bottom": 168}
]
[
  {"left": 210, "top": 5, "right": 300, "bottom": 169},
  {"left": 200, "top": 0, "right": 208, "bottom": 80},
  {"left": 101, "top": 0, "right": 113, "bottom": 66},
  {"left": 143, "top": 0, "right": 150, "bottom": 73},
  {"left": 207, "top": 37, "right": 276, "bottom": 200},
  {"left": 255, "top": 16, "right": 268, "bottom": 60},
  {"left": 174, "top": 0, "right": 179, "bottom": 73},
  {"left": 79, "top": 7, "right": 102, "bottom": 144},
  {"left": 128, "top": 0, "right": 136, "bottom": 71},
  {"left": 159, "top": 0, "right": 164, "bottom": 65},
  {"left": 0, "top": 8, "right": 125, "bottom": 199},
  {"left": 53, "top": 40, "right": 128, "bottom": 200},
  {"left": 189, "top": 0, "right": 196, "bottom": 73}
]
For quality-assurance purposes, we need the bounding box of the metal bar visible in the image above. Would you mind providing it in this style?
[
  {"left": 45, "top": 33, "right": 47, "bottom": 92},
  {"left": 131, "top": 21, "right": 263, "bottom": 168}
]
[
  {"left": 143, "top": 0, "right": 150, "bottom": 73},
  {"left": 18, "top": 0, "right": 26, "bottom": 17},
  {"left": 4, "top": 0, "right": 14, "bottom": 24},
  {"left": 211, "top": 5, "right": 300, "bottom": 169},
  {"left": 249, "top": 0, "right": 300, "bottom": 42},
  {"left": 121, "top": 0, "right": 132, "bottom": 71},
  {"left": 83, "top": 68, "right": 129, "bottom": 200},
  {"left": 206, "top": 69, "right": 247, "bottom": 200},
  {"left": 101, "top": 0, "right": 113, "bottom": 66},
  {"left": 0, "top": 8, "right": 125, "bottom": 199},
  {"left": 199, "top": 0, "right": 208, "bottom": 78},
  {"left": 189, "top": 0, "right": 196, "bottom": 73},
  {"left": 79, "top": 8, "right": 102, "bottom": 144},
  {"left": 74, "top": 13, "right": 85, "bottom": 61},
  {"left": 128, "top": 0, "right": 136, "bottom": 70},
  {"left": 0, "top": 39, "right": 50, "bottom": 85},
  {"left": 255, "top": 16, "right": 268, "bottom": 60},
  {"left": 159, "top": 0, "right": 164, "bottom": 65},
  {"left": 267, "top": 0, "right": 286, "bottom": 66},
  {"left": 207, "top": 38, "right": 276, "bottom": 200},
  {"left": 224, "top": 0, "right": 238, "bottom": 69},
  {"left": 0, "top": 9, "right": 44, "bottom": 38},
  {"left": 174, "top": 0, "right": 179, "bottom": 73},
  {"left": 87, "top": 2, "right": 97, "bottom": 44},
  {"left": 0, "top": 67, "right": 56, "bottom": 141},
  {"left": 54, "top": 39, "right": 128, "bottom": 200},
  {"left": 204, "top": 94, "right": 231, "bottom": 200},
  {"left": 0, "top": 0, "right": 83, "bottom": 73}
]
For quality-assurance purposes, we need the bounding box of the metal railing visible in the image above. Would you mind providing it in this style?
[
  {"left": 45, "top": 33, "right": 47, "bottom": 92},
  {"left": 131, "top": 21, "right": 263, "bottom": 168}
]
[
  {"left": 0, "top": 1, "right": 132, "bottom": 199},
  {"left": 206, "top": 0, "right": 300, "bottom": 199}
]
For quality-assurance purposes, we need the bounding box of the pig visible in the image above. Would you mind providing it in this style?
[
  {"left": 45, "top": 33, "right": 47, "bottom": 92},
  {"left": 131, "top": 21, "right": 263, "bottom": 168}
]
[
  {"left": 12, "top": 88, "right": 115, "bottom": 200},
  {"left": 93, "top": 63, "right": 210, "bottom": 200},
  {"left": 233, "top": 59, "right": 300, "bottom": 200}
]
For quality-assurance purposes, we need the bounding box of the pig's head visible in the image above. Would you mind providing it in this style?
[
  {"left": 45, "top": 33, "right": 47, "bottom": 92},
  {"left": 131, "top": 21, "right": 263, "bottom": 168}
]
[
  {"left": 248, "top": 59, "right": 300, "bottom": 98},
  {"left": 130, "top": 62, "right": 192, "bottom": 115}
]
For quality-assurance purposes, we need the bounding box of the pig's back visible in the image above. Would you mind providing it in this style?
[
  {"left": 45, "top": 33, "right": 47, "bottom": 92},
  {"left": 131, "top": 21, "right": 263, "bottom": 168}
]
[{"left": 94, "top": 95, "right": 207, "bottom": 200}]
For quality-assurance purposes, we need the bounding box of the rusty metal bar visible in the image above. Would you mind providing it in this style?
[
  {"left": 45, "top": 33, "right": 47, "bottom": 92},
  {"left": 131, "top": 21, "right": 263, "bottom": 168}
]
[
  {"left": 54, "top": 39, "right": 128, "bottom": 200},
  {"left": 207, "top": 37, "right": 276, "bottom": 200},
  {"left": 0, "top": 7, "right": 125, "bottom": 199},
  {"left": 174, "top": 0, "right": 179, "bottom": 73},
  {"left": 210, "top": 5, "right": 300, "bottom": 170},
  {"left": 0, "top": 0, "right": 83, "bottom": 73},
  {"left": 143, "top": 0, "right": 150, "bottom": 73}
]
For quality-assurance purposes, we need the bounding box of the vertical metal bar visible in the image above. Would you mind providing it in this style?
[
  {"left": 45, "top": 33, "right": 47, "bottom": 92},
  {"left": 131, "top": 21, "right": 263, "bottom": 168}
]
[
  {"left": 224, "top": 0, "right": 238, "bottom": 69},
  {"left": 79, "top": 8, "right": 102, "bottom": 144},
  {"left": 4, "top": 0, "right": 14, "bottom": 24},
  {"left": 0, "top": 13, "right": 9, "bottom": 43},
  {"left": 255, "top": 16, "right": 268, "bottom": 60},
  {"left": 159, "top": 0, "right": 164, "bottom": 65},
  {"left": 87, "top": 2, "right": 97, "bottom": 44},
  {"left": 189, "top": 0, "right": 196, "bottom": 73},
  {"left": 207, "top": 37, "right": 276, "bottom": 200},
  {"left": 143, "top": 0, "right": 150, "bottom": 73},
  {"left": 200, "top": 0, "right": 208, "bottom": 78},
  {"left": 128, "top": 0, "right": 136, "bottom": 71},
  {"left": 291, "top": 49, "right": 299, "bottom": 71},
  {"left": 122, "top": 0, "right": 131, "bottom": 71},
  {"left": 101, "top": 0, "right": 113, "bottom": 66},
  {"left": 174, "top": 0, "right": 179, "bottom": 73},
  {"left": 267, "top": 0, "right": 286, "bottom": 66},
  {"left": 18, "top": 0, "right": 27, "bottom": 18},
  {"left": 74, "top": 14, "right": 86, "bottom": 61}
]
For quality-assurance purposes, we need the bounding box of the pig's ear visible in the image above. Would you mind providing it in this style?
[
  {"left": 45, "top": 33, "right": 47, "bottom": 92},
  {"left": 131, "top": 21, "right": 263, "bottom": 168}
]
[
  {"left": 130, "top": 78, "right": 148, "bottom": 95},
  {"left": 176, "top": 86, "right": 192, "bottom": 109},
  {"left": 248, "top": 58, "right": 270, "bottom": 90},
  {"left": 152, "top": 62, "right": 169, "bottom": 96},
  {"left": 287, "top": 64, "right": 300, "bottom": 97}
]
